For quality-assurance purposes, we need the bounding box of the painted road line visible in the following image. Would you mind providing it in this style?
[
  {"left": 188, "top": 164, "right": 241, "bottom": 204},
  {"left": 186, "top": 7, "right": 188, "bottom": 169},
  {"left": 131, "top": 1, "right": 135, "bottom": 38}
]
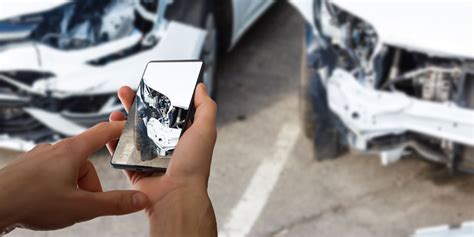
[{"left": 219, "top": 122, "right": 300, "bottom": 237}]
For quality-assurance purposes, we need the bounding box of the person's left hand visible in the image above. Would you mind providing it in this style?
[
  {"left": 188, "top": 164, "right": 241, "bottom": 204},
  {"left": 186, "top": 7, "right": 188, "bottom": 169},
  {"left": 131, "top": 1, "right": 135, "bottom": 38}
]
[{"left": 0, "top": 121, "right": 150, "bottom": 233}]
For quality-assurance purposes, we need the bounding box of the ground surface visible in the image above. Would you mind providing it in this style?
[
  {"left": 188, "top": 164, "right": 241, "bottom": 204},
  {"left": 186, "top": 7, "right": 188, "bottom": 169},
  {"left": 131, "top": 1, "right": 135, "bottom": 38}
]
[
  {"left": 1, "top": 2, "right": 474, "bottom": 237},
  {"left": 112, "top": 98, "right": 170, "bottom": 169}
]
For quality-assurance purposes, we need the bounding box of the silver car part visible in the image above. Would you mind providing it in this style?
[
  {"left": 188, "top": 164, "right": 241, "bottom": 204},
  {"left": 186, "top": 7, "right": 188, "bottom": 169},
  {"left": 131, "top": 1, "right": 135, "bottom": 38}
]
[{"left": 328, "top": 69, "right": 474, "bottom": 161}]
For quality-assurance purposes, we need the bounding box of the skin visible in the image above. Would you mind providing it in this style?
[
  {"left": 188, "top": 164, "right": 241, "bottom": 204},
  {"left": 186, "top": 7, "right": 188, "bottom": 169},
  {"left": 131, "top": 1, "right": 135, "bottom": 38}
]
[
  {"left": 0, "top": 83, "right": 217, "bottom": 236},
  {"left": 108, "top": 83, "right": 218, "bottom": 236},
  {"left": 0, "top": 121, "right": 150, "bottom": 232}
]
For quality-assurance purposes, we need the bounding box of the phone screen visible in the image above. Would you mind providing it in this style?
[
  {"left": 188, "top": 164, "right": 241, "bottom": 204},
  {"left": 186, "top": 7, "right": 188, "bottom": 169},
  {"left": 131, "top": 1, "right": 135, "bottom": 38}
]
[{"left": 111, "top": 60, "right": 203, "bottom": 171}]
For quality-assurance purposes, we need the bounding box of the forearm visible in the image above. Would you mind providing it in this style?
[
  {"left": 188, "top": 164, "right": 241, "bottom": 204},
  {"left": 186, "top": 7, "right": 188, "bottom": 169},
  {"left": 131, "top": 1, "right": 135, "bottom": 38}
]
[
  {"left": 0, "top": 168, "right": 22, "bottom": 233},
  {"left": 147, "top": 190, "right": 217, "bottom": 237}
]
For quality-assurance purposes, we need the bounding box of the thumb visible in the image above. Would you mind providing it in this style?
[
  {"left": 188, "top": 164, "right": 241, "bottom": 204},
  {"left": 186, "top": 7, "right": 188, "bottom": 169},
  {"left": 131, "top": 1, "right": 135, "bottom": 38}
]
[{"left": 74, "top": 190, "right": 150, "bottom": 219}]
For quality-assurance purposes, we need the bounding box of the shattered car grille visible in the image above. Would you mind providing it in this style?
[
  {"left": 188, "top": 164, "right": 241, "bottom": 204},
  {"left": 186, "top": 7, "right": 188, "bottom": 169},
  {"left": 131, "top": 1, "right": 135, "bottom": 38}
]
[
  {"left": 0, "top": 87, "right": 118, "bottom": 144},
  {"left": 0, "top": 111, "right": 56, "bottom": 142}
]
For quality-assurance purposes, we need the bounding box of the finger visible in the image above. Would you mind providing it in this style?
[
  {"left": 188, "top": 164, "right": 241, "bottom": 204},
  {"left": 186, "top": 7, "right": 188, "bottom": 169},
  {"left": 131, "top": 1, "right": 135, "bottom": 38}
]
[
  {"left": 109, "top": 111, "right": 126, "bottom": 122},
  {"left": 191, "top": 83, "right": 217, "bottom": 140},
  {"left": 106, "top": 138, "right": 119, "bottom": 155},
  {"left": 9, "top": 143, "right": 53, "bottom": 165},
  {"left": 106, "top": 111, "right": 127, "bottom": 154},
  {"left": 193, "top": 83, "right": 217, "bottom": 126},
  {"left": 64, "top": 121, "right": 125, "bottom": 160},
  {"left": 118, "top": 86, "right": 135, "bottom": 113},
  {"left": 166, "top": 84, "right": 217, "bottom": 180},
  {"left": 30, "top": 143, "right": 52, "bottom": 151},
  {"left": 78, "top": 160, "right": 103, "bottom": 192},
  {"left": 72, "top": 190, "right": 149, "bottom": 219}
]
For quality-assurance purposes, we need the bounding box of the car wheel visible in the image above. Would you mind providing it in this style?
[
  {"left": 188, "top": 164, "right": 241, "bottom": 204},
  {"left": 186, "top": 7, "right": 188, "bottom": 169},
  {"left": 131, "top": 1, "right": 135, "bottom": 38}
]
[
  {"left": 134, "top": 101, "right": 153, "bottom": 161},
  {"left": 299, "top": 40, "right": 316, "bottom": 139},
  {"left": 299, "top": 47, "right": 346, "bottom": 160},
  {"left": 165, "top": 0, "right": 219, "bottom": 98},
  {"left": 311, "top": 74, "right": 346, "bottom": 160},
  {"left": 200, "top": 11, "right": 218, "bottom": 99},
  {"left": 133, "top": 100, "right": 143, "bottom": 151}
]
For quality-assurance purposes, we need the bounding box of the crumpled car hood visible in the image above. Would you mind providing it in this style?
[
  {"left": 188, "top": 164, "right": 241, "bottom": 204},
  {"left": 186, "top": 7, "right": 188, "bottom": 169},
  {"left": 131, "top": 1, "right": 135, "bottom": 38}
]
[
  {"left": 0, "top": 21, "right": 206, "bottom": 96},
  {"left": 331, "top": 0, "right": 474, "bottom": 58}
]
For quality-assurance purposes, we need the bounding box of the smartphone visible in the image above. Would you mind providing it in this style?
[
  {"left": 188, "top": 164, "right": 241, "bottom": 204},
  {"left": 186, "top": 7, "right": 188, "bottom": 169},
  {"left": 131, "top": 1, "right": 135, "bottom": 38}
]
[{"left": 111, "top": 60, "right": 204, "bottom": 172}]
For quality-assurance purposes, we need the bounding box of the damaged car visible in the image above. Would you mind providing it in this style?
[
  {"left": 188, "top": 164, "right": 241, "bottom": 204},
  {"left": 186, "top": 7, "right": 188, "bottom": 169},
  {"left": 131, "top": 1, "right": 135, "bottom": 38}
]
[
  {"left": 293, "top": 0, "right": 474, "bottom": 172},
  {"left": 0, "top": 0, "right": 273, "bottom": 150},
  {"left": 134, "top": 78, "right": 186, "bottom": 160}
]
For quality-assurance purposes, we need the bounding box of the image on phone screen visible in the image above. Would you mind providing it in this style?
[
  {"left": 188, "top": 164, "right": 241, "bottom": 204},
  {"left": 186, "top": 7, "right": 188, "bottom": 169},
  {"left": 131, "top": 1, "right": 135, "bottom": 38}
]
[{"left": 111, "top": 60, "right": 203, "bottom": 171}]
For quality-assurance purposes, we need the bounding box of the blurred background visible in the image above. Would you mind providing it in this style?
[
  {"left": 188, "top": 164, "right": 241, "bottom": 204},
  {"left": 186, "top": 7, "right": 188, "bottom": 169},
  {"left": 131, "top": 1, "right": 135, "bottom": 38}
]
[{"left": 1, "top": 0, "right": 474, "bottom": 236}]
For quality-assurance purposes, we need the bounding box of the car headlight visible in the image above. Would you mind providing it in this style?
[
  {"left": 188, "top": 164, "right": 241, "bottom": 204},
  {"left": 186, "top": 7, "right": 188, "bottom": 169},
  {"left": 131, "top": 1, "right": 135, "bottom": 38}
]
[
  {"left": 0, "top": 0, "right": 165, "bottom": 50},
  {"left": 313, "top": 0, "right": 379, "bottom": 75}
]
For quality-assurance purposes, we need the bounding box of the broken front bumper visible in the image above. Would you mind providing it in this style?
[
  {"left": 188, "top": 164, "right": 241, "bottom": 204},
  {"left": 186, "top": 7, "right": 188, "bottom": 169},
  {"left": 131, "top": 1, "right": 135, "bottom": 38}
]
[{"left": 327, "top": 69, "right": 474, "bottom": 164}]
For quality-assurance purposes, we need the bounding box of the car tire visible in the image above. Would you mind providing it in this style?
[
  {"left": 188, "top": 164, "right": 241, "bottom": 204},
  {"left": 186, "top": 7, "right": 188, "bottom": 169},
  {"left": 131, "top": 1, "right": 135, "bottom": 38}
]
[
  {"left": 133, "top": 100, "right": 142, "bottom": 151},
  {"left": 164, "top": 0, "right": 219, "bottom": 99},
  {"left": 134, "top": 100, "right": 153, "bottom": 161},
  {"left": 299, "top": 41, "right": 316, "bottom": 139},
  {"left": 299, "top": 44, "right": 346, "bottom": 160}
]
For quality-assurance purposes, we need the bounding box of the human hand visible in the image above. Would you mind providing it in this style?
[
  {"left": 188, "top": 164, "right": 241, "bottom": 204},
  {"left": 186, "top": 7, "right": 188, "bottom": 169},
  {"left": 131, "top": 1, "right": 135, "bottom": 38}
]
[
  {"left": 0, "top": 122, "right": 150, "bottom": 233},
  {"left": 107, "top": 83, "right": 217, "bottom": 237}
]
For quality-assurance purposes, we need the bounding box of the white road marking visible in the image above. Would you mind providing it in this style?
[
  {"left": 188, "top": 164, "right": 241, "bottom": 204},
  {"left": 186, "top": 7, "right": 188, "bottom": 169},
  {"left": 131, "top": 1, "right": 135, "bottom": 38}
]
[{"left": 219, "top": 123, "right": 300, "bottom": 237}]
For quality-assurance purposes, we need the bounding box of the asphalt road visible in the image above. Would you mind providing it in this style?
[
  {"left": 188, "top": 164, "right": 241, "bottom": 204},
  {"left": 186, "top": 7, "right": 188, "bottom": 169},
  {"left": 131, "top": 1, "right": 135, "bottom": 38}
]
[{"left": 2, "top": 2, "right": 474, "bottom": 237}]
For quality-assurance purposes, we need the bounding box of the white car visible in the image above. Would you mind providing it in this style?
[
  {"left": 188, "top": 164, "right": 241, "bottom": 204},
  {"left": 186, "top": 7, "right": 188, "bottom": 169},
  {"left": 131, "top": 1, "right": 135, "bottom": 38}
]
[
  {"left": 293, "top": 0, "right": 474, "bottom": 172},
  {"left": 0, "top": 0, "right": 273, "bottom": 150}
]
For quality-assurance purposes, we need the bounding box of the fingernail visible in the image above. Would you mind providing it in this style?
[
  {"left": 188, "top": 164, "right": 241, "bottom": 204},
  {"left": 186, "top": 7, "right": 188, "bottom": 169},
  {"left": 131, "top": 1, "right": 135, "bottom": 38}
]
[
  {"left": 132, "top": 192, "right": 148, "bottom": 208},
  {"left": 201, "top": 83, "right": 207, "bottom": 91}
]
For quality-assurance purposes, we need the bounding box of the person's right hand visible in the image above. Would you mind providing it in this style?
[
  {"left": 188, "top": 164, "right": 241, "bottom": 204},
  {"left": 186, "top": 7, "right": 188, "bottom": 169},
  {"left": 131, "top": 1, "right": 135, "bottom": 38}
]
[
  {"left": 0, "top": 121, "right": 149, "bottom": 234},
  {"left": 107, "top": 83, "right": 218, "bottom": 237}
]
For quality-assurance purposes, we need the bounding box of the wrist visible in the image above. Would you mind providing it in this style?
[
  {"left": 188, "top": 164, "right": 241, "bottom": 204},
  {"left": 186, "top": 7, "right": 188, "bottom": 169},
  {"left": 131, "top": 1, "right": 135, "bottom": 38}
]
[
  {"left": 147, "top": 187, "right": 217, "bottom": 237},
  {"left": 0, "top": 168, "right": 24, "bottom": 232}
]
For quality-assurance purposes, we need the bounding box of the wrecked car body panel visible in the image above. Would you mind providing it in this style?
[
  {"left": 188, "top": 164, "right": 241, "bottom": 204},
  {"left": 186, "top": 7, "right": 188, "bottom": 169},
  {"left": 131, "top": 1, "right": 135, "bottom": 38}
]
[
  {"left": 0, "top": 0, "right": 277, "bottom": 152},
  {"left": 0, "top": 22, "right": 204, "bottom": 96},
  {"left": 0, "top": 0, "right": 274, "bottom": 151},
  {"left": 292, "top": 0, "right": 474, "bottom": 59},
  {"left": 292, "top": 0, "right": 474, "bottom": 172},
  {"left": 0, "top": 0, "right": 206, "bottom": 150},
  {"left": 328, "top": 69, "right": 474, "bottom": 164},
  {"left": 330, "top": 0, "right": 474, "bottom": 59}
]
